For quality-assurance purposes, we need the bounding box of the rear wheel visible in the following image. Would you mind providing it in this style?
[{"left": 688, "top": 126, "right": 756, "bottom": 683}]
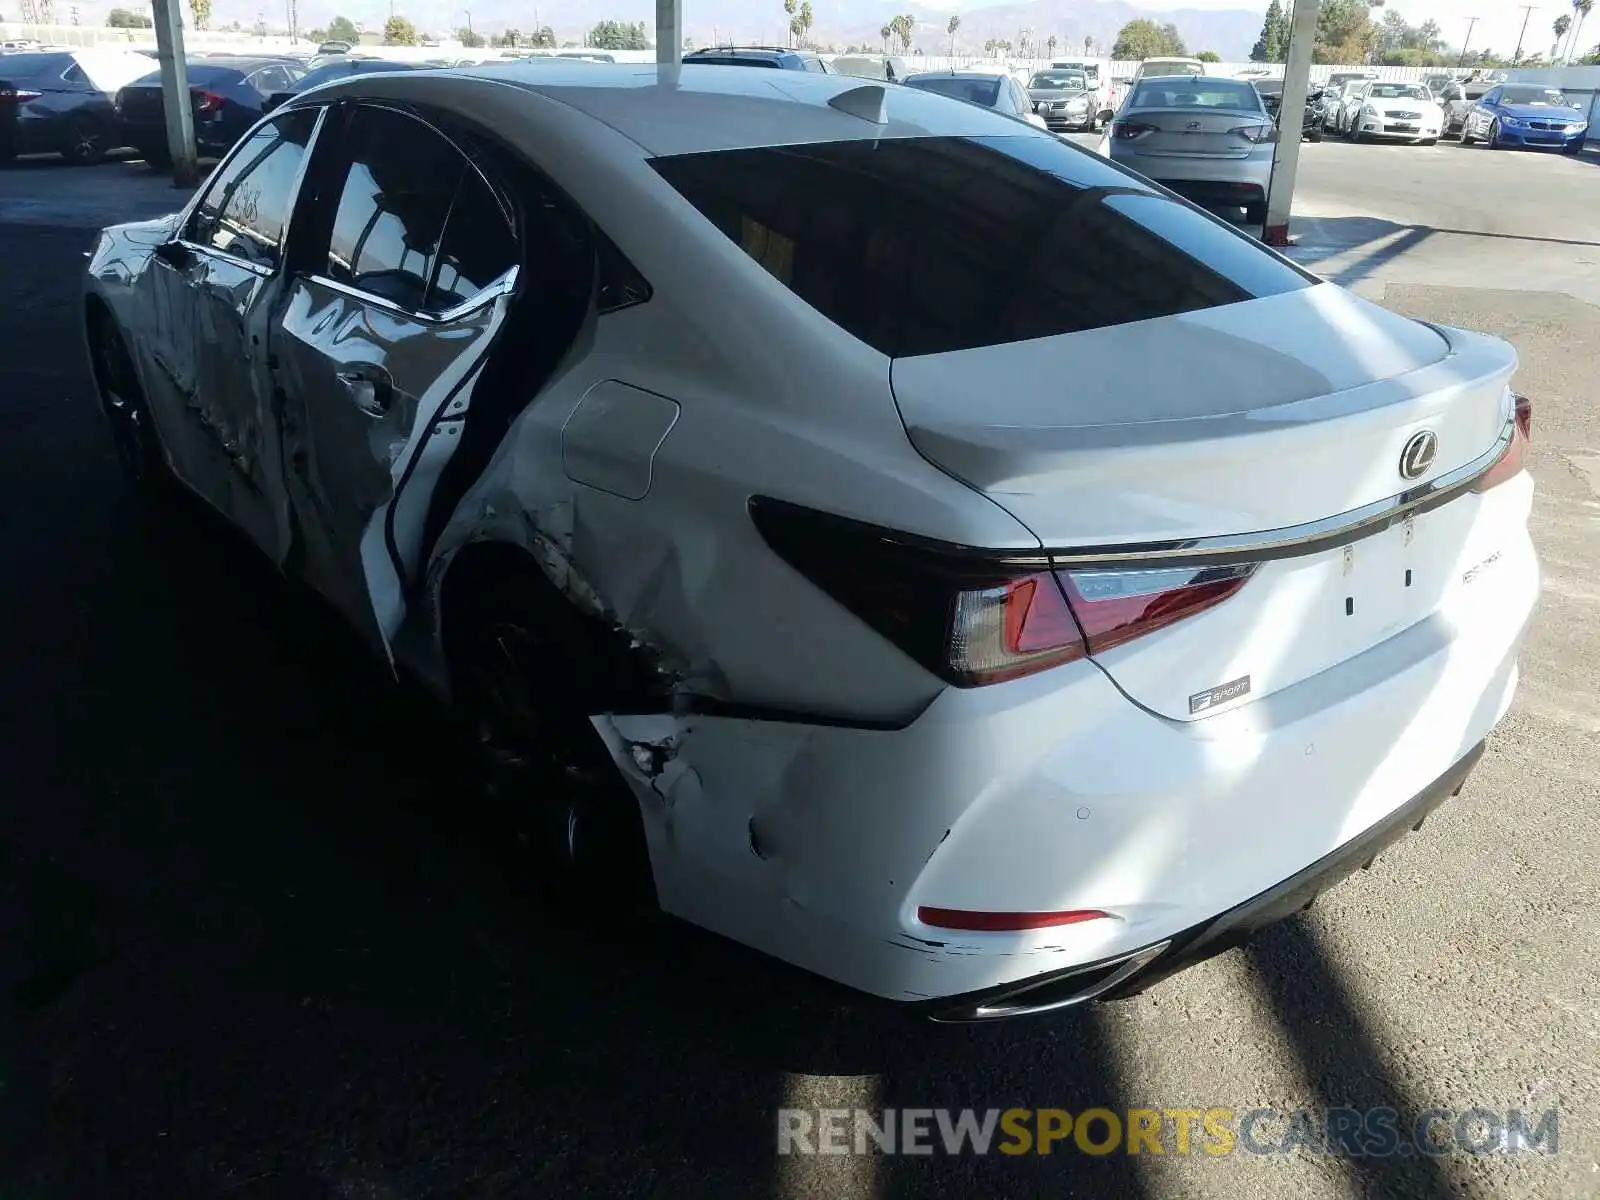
[
  {"left": 447, "top": 573, "right": 655, "bottom": 916},
  {"left": 1487, "top": 119, "right": 1502, "bottom": 149},
  {"left": 88, "top": 310, "right": 167, "bottom": 489},
  {"left": 139, "top": 141, "right": 171, "bottom": 169},
  {"left": 1245, "top": 200, "right": 1267, "bottom": 226},
  {"left": 1421, "top": 137, "right": 1437, "bottom": 146},
  {"left": 60, "top": 112, "right": 109, "bottom": 165}
]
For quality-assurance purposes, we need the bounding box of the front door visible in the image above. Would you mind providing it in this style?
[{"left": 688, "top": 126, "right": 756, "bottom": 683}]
[
  {"left": 269, "top": 103, "right": 519, "bottom": 658},
  {"left": 139, "top": 107, "right": 322, "bottom": 563}
]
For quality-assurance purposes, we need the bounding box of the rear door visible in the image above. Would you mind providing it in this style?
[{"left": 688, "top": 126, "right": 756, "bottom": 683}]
[{"left": 270, "top": 102, "right": 520, "bottom": 657}]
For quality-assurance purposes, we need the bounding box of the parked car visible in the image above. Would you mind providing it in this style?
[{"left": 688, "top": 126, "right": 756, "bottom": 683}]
[
  {"left": 1131, "top": 56, "right": 1205, "bottom": 83},
  {"left": 316, "top": 40, "right": 354, "bottom": 55},
  {"left": 828, "top": 54, "right": 910, "bottom": 83},
  {"left": 1435, "top": 81, "right": 1475, "bottom": 137},
  {"left": 1103, "top": 74, "right": 1276, "bottom": 223},
  {"left": 262, "top": 57, "right": 422, "bottom": 111},
  {"left": 1420, "top": 72, "right": 1458, "bottom": 98},
  {"left": 84, "top": 63, "right": 1538, "bottom": 1022},
  {"left": 1322, "top": 80, "right": 1369, "bottom": 134},
  {"left": 1460, "top": 83, "right": 1588, "bottom": 153},
  {"left": 1342, "top": 80, "right": 1442, "bottom": 144},
  {"left": 681, "top": 46, "right": 833, "bottom": 72},
  {"left": 116, "top": 57, "right": 306, "bottom": 164},
  {"left": 0, "top": 48, "right": 152, "bottom": 163},
  {"left": 1253, "top": 78, "right": 1325, "bottom": 142},
  {"left": 903, "top": 70, "right": 1048, "bottom": 129},
  {"left": 1027, "top": 68, "right": 1097, "bottom": 132},
  {"left": 1048, "top": 57, "right": 1114, "bottom": 124},
  {"left": 1325, "top": 70, "right": 1377, "bottom": 92}
]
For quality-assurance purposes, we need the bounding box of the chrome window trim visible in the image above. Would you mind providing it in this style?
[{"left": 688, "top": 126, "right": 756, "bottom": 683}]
[
  {"left": 304, "top": 264, "right": 519, "bottom": 325},
  {"left": 1045, "top": 415, "right": 1518, "bottom": 570}
]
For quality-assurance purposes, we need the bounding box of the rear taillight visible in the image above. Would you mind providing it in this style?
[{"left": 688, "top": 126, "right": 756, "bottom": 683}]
[
  {"left": 749, "top": 498, "right": 1254, "bottom": 687},
  {"left": 1231, "top": 122, "right": 1277, "bottom": 143},
  {"left": 1473, "top": 393, "right": 1532, "bottom": 493},
  {"left": 1110, "top": 120, "right": 1153, "bottom": 140},
  {"left": 0, "top": 86, "right": 42, "bottom": 103},
  {"left": 194, "top": 89, "right": 226, "bottom": 113}
]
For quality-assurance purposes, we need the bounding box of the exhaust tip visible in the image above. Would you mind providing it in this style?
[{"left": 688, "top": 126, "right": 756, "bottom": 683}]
[{"left": 928, "top": 941, "right": 1170, "bottom": 1023}]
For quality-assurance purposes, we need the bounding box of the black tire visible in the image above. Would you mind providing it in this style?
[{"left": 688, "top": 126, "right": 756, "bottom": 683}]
[
  {"left": 1460, "top": 124, "right": 1475, "bottom": 145},
  {"left": 1245, "top": 201, "right": 1268, "bottom": 226},
  {"left": 1487, "top": 119, "right": 1502, "bottom": 149},
  {"left": 1563, "top": 140, "right": 1584, "bottom": 156},
  {"left": 139, "top": 141, "right": 171, "bottom": 169},
  {"left": 446, "top": 572, "right": 656, "bottom": 915},
  {"left": 1421, "top": 137, "right": 1437, "bottom": 146},
  {"left": 1308, "top": 126, "right": 1323, "bottom": 143},
  {"left": 60, "top": 112, "right": 109, "bottom": 165},
  {"left": 88, "top": 308, "right": 169, "bottom": 490}
]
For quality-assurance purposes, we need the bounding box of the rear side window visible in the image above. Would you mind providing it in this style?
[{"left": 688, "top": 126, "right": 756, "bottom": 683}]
[
  {"left": 61, "top": 62, "right": 87, "bottom": 84},
  {"left": 653, "top": 135, "right": 1313, "bottom": 358},
  {"left": 325, "top": 105, "right": 515, "bottom": 314},
  {"left": 905, "top": 76, "right": 1001, "bottom": 107}
]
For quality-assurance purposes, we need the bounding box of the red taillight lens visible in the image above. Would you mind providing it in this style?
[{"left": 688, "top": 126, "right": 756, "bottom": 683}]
[
  {"left": 918, "top": 906, "right": 1113, "bottom": 932},
  {"left": 1230, "top": 122, "right": 1277, "bottom": 143},
  {"left": 1110, "top": 120, "right": 1154, "bottom": 140},
  {"left": 1059, "top": 565, "right": 1256, "bottom": 656},
  {"left": 1472, "top": 394, "right": 1532, "bottom": 494},
  {"left": 0, "top": 86, "right": 42, "bottom": 103},
  {"left": 194, "top": 89, "right": 226, "bottom": 113},
  {"left": 749, "top": 498, "right": 1254, "bottom": 688}
]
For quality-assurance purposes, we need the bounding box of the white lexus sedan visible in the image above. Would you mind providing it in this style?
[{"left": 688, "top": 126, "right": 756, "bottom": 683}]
[
  {"left": 1345, "top": 80, "right": 1444, "bottom": 144},
  {"left": 83, "top": 62, "right": 1538, "bottom": 1021}
]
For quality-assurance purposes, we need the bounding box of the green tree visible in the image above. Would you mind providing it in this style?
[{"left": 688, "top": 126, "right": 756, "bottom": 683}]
[
  {"left": 325, "top": 14, "right": 359, "bottom": 42},
  {"left": 1196, "top": 49, "right": 1220, "bottom": 61},
  {"left": 497, "top": 28, "right": 519, "bottom": 46},
  {"left": 587, "top": 19, "right": 649, "bottom": 49},
  {"left": 1569, "top": 0, "right": 1594, "bottom": 64},
  {"left": 106, "top": 6, "right": 154, "bottom": 26},
  {"left": 880, "top": 23, "right": 891, "bottom": 52},
  {"left": 384, "top": 15, "right": 418, "bottom": 44},
  {"left": 457, "top": 26, "right": 483, "bottom": 46},
  {"left": 946, "top": 13, "right": 959, "bottom": 55},
  {"left": 189, "top": 0, "right": 210, "bottom": 30},
  {"left": 1313, "top": 0, "right": 1375, "bottom": 63},
  {"left": 1111, "top": 17, "right": 1185, "bottom": 60},
  {"left": 1553, "top": 13, "right": 1572, "bottom": 60},
  {"left": 529, "top": 25, "right": 555, "bottom": 47},
  {"left": 1250, "top": 0, "right": 1288, "bottom": 62}
]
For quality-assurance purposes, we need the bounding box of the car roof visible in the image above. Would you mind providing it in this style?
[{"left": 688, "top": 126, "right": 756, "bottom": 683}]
[{"left": 306, "top": 61, "right": 1043, "bottom": 156}]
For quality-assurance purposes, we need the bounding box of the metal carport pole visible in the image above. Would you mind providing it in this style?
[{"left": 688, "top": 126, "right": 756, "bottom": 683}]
[
  {"left": 150, "top": 0, "right": 199, "bottom": 187},
  {"left": 657, "top": 0, "right": 682, "bottom": 82},
  {"left": 1262, "top": 0, "right": 1319, "bottom": 247}
]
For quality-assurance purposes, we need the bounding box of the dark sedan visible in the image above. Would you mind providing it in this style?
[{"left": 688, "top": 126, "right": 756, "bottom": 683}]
[
  {"left": 116, "top": 57, "right": 305, "bottom": 165},
  {"left": 0, "top": 48, "right": 153, "bottom": 163},
  {"left": 262, "top": 57, "right": 423, "bottom": 112},
  {"left": 1254, "top": 79, "right": 1325, "bottom": 142}
]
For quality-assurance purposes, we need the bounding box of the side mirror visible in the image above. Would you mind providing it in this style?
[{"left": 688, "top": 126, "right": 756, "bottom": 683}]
[{"left": 153, "top": 239, "right": 193, "bottom": 269}]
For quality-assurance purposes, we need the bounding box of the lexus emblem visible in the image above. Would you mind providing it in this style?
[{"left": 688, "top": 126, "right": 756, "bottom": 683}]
[{"left": 1399, "top": 430, "right": 1438, "bottom": 480}]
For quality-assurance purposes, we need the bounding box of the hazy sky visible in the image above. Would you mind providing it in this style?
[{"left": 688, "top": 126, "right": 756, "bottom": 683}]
[{"left": 1130, "top": 0, "right": 1578, "bottom": 60}]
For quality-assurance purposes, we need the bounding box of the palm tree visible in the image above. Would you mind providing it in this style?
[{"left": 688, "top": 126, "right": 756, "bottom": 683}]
[
  {"left": 947, "top": 13, "right": 960, "bottom": 56},
  {"left": 1047, "top": 34, "right": 1057, "bottom": 59},
  {"left": 1571, "top": 0, "right": 1594, "bottom": 63},
  {"left": 880, "top": 22, "right": 891, "bottom": 53},
  {"left": 1084, "top": 35, "right": 1093, "bottom": 55},
  {"left": 1554, "top": 12, "right": 1572, "bottom": 59}
]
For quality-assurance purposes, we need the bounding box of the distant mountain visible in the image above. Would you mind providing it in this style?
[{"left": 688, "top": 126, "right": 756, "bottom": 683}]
[{"left": 58, "top": 0, "right": 1263, "bottom": 61}]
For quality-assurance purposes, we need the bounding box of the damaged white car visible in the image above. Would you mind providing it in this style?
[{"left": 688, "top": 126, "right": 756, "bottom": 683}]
[{"left": 84, "top": 63, "right": 1539, "bottom": 1021}]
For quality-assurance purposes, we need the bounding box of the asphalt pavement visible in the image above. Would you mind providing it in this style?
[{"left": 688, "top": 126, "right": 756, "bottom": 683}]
[{"left": 0, "top": 145, "right": 1597, "bottom": 1199}]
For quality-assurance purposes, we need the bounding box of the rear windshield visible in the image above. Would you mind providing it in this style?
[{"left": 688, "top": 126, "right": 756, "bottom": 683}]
[
  {"left": 904, "top": 75, "right": 1002, "bottom": 106},
  {"left": 1130, "top": 78, "right": 1262, "bottom": 110},
  {"left": 130, "top": 64, "right": 246, "bottom": 87},
  {"left": 652, "top": 135, "right": 1314, "bottom": 358},
  {"left": 0, "top": 52, "right": 69, "bottom": 78}
]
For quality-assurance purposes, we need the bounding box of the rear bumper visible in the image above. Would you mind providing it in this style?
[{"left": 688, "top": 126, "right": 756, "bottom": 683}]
[
  {"left": 1155, "top": 177, "right": 1265, "bottom": 207},
  {"left": 607, "top": 477, "right": 1538, "bottom": 1008},
  {"left": 1109, "top": 147, "right": 1272, "bottom": 207},
  {"left": 921, "top": 740, "right": 1483, "bottom": 1021}
]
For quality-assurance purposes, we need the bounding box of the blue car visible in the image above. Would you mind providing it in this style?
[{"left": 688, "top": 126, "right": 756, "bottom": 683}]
[{"left": 1460, "top": 83, "right": 1589, "bottom": 153}]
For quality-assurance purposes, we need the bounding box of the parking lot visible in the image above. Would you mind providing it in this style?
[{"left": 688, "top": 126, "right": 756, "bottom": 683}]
[{"left": 1, "top": 137, "right": 1598, "bottom": 1198}]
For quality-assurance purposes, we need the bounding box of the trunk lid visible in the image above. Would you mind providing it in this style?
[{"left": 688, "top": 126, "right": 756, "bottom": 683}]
[
  {"left": 1123, "top": 106, "right": 1264, "bottom": 159},
  {"left": 891, "top": 283, "right": 1519, "bottom": 720},
  {"left": 116, "top": 82, "right": 166, "bottom": 124}
]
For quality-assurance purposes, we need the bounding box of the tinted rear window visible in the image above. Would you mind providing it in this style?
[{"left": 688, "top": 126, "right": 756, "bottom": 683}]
[
  {"left": 652, "top": 135, "right": 1313, "bottom": 358},
  {"left": 905, "top": 75, "right": 1001, "bottom": 106},
  {"left": 687, "top": 55, "right": 783, "bottom": 67},
  {"left": 130, "top": 64, "right": 245, "bottom": 87},
  {"left": 0, "top": 52, "right": 69, "bottom": 79}
]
